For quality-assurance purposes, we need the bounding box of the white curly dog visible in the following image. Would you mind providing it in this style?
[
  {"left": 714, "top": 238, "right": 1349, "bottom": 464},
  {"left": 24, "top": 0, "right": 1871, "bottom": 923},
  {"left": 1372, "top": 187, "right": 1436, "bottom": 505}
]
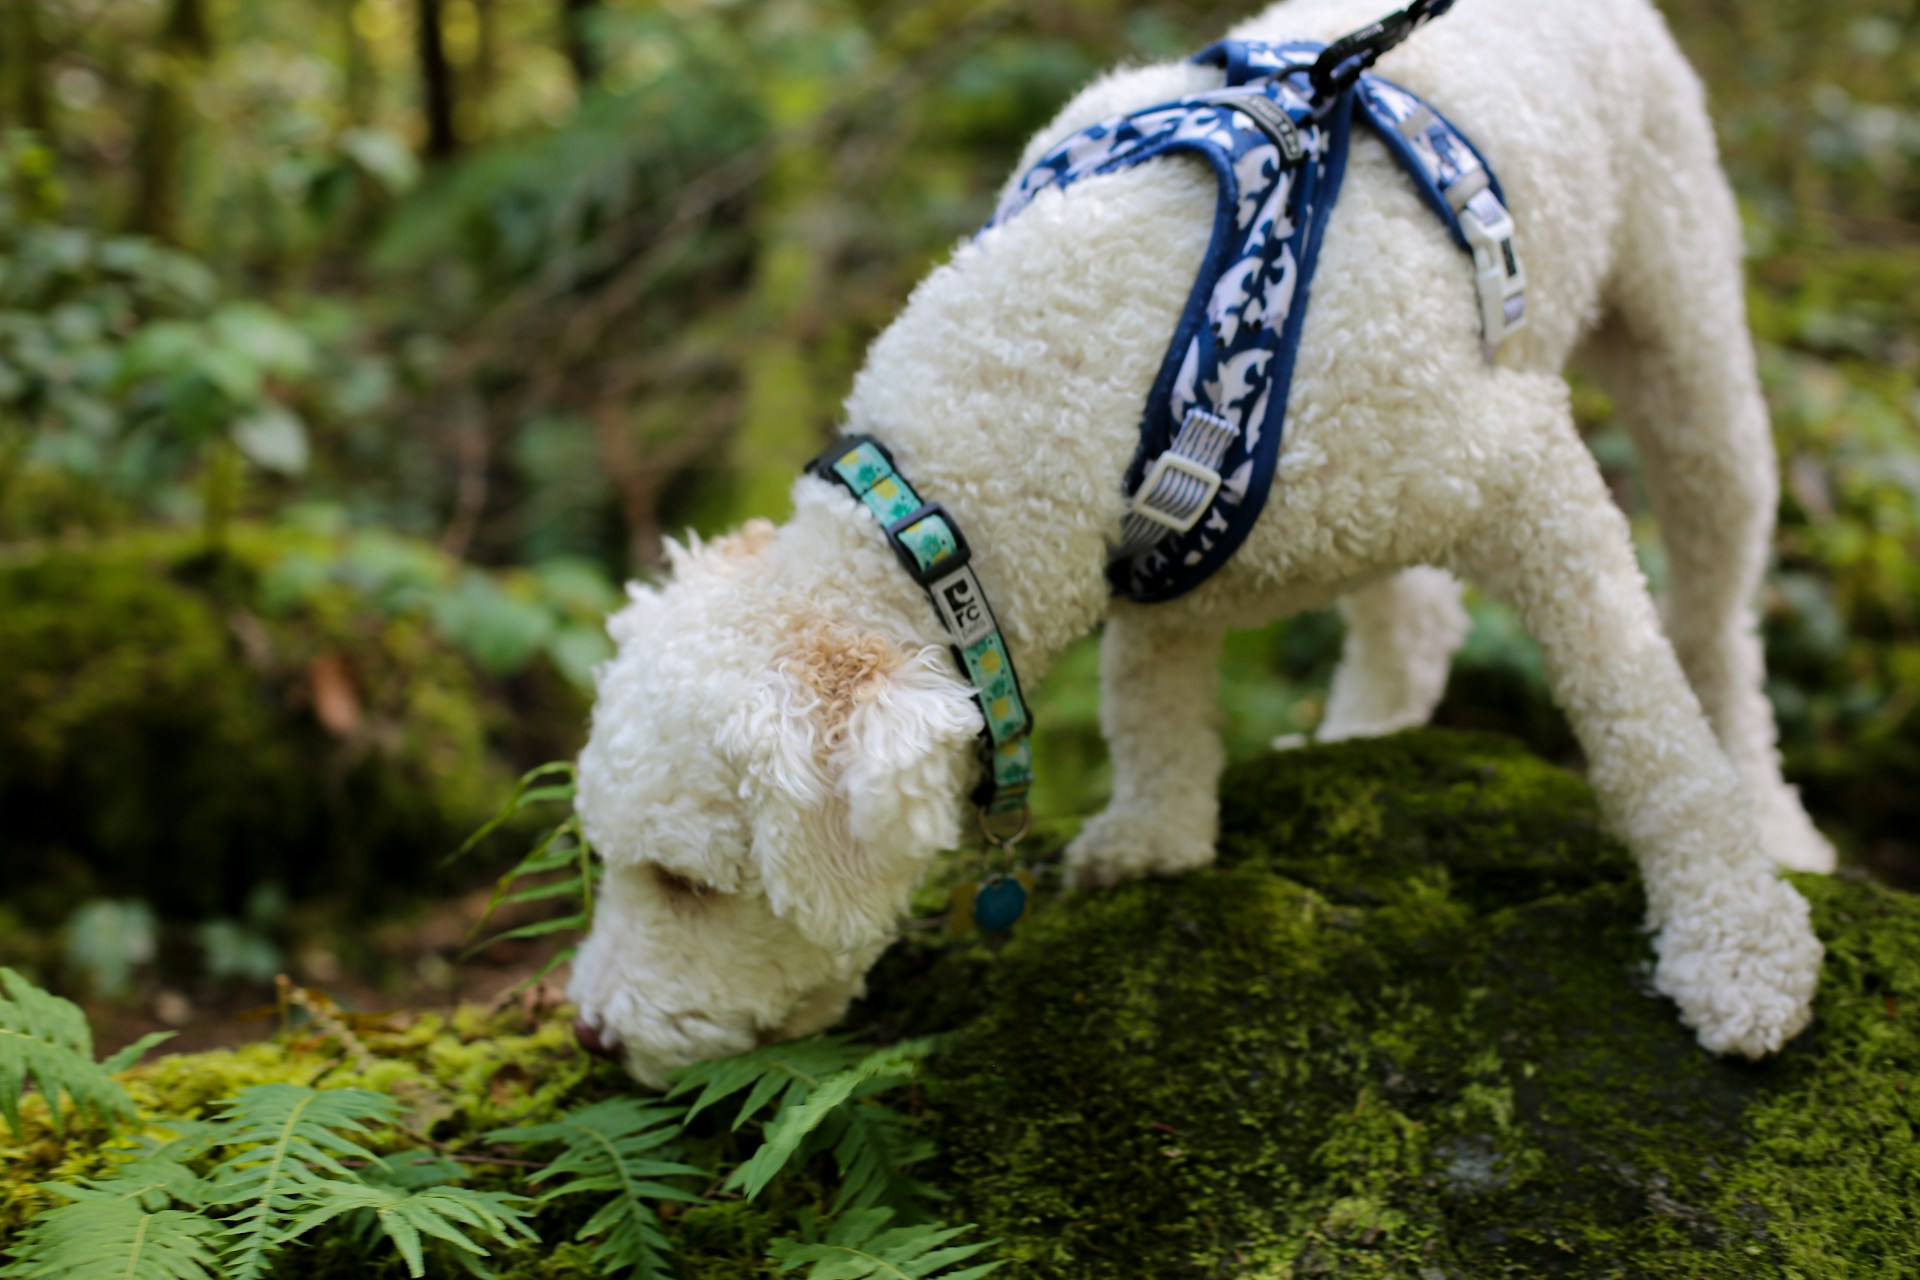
[{"left": 568, "top": 0, "right": 1830, "bottom": 1087}]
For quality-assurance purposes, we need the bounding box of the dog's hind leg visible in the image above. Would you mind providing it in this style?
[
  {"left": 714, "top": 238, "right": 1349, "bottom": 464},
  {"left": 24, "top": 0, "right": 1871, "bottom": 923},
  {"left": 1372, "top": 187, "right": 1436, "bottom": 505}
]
[
  {"left": 1453, "top": 373, "right": 1821, "bottom": 1057},
  {"left": 1314, "top": 567, "right": 1470, "bottom": 744},
  {"left": 1575, "top": 93, "right": 1833, "bottom": 872},
  {"left": 1065, "top": 607, "right": 1226, "bottom": 890}
]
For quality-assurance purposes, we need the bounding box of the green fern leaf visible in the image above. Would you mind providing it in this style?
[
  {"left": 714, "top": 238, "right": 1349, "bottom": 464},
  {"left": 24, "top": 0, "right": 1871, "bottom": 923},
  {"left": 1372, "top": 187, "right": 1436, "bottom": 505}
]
[
  {"left": 47, "top": 1155, "right": 205, "bottom": 1210},
  {"left": 454, "top": 762, "right": 600, "bottom": 994},
  {"left": 0, "top": 1159, "right": 216, "bottom": 1280},
  {"left": 0, "top": 967, "right": 172, "bottom": 1136},
  {"left": 272, "top": 1183, "right": 536, "bottom": 1278},
  {"left": 821, "top": 1103, "right": 943, "bottom": 1216},
  {"left": 723, "top": 1041, "right": 934, "bottom": 1209},
  {"left": 197, "top": 1083, "right": 399, "bottom": 1280},
  {"left": 487, "top": 1098, "right": 709, "bottom": 1279},
  {"left": 668, "top": 1036, "right": 874, "bottom": 1128},
  {"left": 768, "top": 1210, "right": 1000, "bottom": 1280},
  {"left": 0, "top": 1199, "right": 221, "bottom": 1280}
]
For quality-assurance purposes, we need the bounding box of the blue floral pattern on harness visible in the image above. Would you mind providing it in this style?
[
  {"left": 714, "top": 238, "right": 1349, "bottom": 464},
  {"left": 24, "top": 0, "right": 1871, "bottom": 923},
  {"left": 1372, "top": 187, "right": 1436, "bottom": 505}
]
[{"left": 982, "top": 36, "right": 1527, "bottom": 603}]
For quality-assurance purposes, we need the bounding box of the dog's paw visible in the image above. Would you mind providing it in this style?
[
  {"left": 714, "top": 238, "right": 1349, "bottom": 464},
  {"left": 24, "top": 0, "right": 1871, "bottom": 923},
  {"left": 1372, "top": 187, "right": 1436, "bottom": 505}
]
[
  {"left": 1653, "top": 875, "right": 1823, "bottom": 1059},
  {"left": 1752, "top": 782, "right": 1837, "bottom": 874},
  {"left": 1064, "top": 810, "right": 1215, "bottom": 891}
]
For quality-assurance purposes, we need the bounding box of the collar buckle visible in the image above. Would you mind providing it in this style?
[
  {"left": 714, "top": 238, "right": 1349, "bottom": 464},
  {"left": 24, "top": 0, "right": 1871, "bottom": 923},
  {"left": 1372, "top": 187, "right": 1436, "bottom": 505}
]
[{"left": 883, "top": 501, "right": 972, "bottom": 587}]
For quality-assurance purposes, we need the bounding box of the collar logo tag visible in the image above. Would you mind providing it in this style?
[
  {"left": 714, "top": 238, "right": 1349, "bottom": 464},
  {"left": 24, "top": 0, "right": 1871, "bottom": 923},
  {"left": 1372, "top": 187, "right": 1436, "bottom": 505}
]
[{"left": 929, "top": 566, "right": 995, "bottom": 649}]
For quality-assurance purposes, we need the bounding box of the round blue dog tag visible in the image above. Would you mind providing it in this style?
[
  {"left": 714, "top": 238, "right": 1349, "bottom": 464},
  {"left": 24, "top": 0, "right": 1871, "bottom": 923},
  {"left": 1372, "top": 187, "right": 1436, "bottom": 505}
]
[{"left": 972, "top": 874, "right": 1028, "bottom": 933}]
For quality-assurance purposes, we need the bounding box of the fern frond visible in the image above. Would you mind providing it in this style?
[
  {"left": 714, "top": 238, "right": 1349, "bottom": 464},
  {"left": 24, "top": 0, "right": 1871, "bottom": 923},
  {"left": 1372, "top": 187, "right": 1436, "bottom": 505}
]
[
  {"left": 197, "top": 1083, "right": 399, "bottom": 1280},
  {"left": 46, "top": 1155, "right": 205, "bottom": 1210},
  {"left": 448, "top": 760, "right": 578, "bottom": 864},
  {"left": 454, "top": 762, "right": 600, "bottom": 995},
  {"left": 0, "top": 1198, "right": 221, "bottom": 1280},
  {"left": 487, "top": 1098, "right": 709, "bottom": 1280},
  {"left": 0, "top": 967, "right": 172, "bottom": 1136},
  {"left": 768, "top": 1210, "right": 1000, "bottom": 1280},
  {"left": 822, "top": 1101, "right": 943, "bottom": 1216},
  {"left": 668, "top": 1036, "right": 874, "bottom": 1128},
  {"left": 720, "top": 1041, "right": 936, "bottom": 1211},
  {"left": 273, "top": 1184, "right": 536, "bottom": 1278}
]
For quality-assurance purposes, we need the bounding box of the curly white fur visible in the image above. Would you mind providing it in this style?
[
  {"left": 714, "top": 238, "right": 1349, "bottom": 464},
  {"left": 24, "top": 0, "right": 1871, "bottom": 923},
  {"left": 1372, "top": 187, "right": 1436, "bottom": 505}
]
[{"left": 569, "top": 0, "right": 1827, "bottom": 1087}]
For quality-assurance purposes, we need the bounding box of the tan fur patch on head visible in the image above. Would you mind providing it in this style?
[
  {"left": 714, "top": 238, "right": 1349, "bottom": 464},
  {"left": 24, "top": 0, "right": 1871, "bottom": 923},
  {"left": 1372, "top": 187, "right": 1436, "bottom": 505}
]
[
  {"left": 712, "top": 518, "right": 778, "bottom": 561},
  {"left": 774, "top": 613, "right": 905, "bottom": 751}
]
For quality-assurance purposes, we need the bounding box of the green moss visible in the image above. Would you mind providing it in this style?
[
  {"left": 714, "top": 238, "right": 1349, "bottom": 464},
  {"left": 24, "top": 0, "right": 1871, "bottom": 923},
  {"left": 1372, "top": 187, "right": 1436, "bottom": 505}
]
[
  {"left": 0, "top": 526, "right": 514, "bottom": 920},
  {"left": 4, "top": 730, "right": 1916, "bottom": 1277},
  {"left": 903, "top": 731, "right": 1920, "bottom": 1278}
]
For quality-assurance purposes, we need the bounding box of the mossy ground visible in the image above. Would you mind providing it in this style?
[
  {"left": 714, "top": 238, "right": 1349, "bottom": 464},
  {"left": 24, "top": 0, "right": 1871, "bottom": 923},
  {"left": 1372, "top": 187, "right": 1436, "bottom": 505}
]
[
  {"left": 0, "top": 526, "right": 539, "bottom": 924},
  {"left": 3, "top": 731, "right": 1915, "bottom": 1278}
]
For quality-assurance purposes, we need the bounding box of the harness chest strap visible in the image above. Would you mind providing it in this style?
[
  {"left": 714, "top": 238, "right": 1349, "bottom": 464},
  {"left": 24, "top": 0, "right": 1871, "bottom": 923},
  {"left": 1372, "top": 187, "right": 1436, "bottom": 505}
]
[{"left": 805, "top": 436, "right": 1035, "bottom": 826}]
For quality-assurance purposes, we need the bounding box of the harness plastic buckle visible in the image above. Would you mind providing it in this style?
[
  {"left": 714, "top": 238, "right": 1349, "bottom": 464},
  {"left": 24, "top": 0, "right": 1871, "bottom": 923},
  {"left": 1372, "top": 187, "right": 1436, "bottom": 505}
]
[
  {"left": 884, "top": 501, "right": 972, "bottom": 587},
  {"left": 1460, "top": 195, "right": 1527, "bottom": 352},
  {"left": 1131, "top": 451, "right": 1225, "bottom": 535}
]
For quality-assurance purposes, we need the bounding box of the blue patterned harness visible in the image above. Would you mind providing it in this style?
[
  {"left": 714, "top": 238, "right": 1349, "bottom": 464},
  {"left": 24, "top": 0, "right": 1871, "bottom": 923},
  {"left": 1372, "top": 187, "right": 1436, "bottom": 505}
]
[
  {"left": 983, "top": 31, "right": 1527, "bottom": 602},
  {"left": 806, "top": 4, "right": 1525, "bottom": 905}
]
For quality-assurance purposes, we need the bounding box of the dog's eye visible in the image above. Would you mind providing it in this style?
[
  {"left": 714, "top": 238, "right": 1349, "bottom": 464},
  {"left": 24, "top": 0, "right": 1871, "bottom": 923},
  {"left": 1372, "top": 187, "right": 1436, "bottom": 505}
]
[{"left": 648, "top": 863, "right": 713, "bottom": 900}]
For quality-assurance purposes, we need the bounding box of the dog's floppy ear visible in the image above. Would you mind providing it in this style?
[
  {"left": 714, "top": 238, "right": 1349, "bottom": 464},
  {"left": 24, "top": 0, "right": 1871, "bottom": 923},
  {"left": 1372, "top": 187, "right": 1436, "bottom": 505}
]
[{"left": 727, "top": 618, "right": 980, "bottom": 952}]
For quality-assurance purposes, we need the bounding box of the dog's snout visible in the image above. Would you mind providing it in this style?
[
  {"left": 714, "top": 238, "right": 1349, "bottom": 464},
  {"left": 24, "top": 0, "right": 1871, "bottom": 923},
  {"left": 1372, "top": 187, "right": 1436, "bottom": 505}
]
[{"left": 573, "top": 1016, "right": 619, "bottom": 1060}]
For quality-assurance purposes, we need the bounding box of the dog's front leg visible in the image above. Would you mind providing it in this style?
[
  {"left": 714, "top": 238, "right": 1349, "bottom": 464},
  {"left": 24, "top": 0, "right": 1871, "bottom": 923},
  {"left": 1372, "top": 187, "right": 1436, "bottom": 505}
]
[
  {"left": 1454, "top": 378, "right": 1821, "bottom": 1058},
  {"left": 1065, "top": 606, "right": 1226, "bottom": 890}
]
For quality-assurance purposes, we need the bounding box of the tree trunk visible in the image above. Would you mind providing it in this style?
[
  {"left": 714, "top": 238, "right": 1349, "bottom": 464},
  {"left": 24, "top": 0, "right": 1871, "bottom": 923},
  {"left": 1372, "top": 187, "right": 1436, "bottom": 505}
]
[
  {"left": 5, "top": 0, "right": 54, "bottom": 138},
  {"left": 561, "top": 0, "right": 600, "bottom": 90},
  {"left": 416, "top": 0, "right": 459, "bottom": 160},
  {"left": 341, "top": 0, "right": 372, "bottom": 125},
  {"left": 129, "top": 0, "right": 213, "bottom": 244},
  {"left": 470, "top": 0, "right": 500, "bottom": 139}
]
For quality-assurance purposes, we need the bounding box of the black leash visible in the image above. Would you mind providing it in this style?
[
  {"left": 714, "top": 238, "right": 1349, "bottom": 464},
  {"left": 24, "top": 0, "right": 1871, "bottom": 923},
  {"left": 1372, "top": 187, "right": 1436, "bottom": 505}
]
[{"left": 1308, "top": 0, "right": 1457, "bottom": 100}]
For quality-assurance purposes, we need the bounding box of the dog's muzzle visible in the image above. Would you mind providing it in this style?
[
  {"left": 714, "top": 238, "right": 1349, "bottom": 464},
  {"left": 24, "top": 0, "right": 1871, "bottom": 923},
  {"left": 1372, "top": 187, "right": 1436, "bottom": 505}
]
[{"left": 573, "top": 1016, "right": 620, "bottom": 1060}]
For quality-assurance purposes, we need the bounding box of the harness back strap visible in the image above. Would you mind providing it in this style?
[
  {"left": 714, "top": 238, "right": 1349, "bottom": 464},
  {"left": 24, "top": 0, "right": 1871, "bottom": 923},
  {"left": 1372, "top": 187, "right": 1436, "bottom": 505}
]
[{"left": 981, "top": 36, "right": 1526, "bottom": 604}]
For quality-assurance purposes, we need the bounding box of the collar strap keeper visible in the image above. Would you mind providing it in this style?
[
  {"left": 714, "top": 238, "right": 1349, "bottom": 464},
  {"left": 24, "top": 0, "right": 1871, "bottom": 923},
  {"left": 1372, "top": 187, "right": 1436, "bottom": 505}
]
[{"left": 805, "top": 434, "right": 1036, "bottom": 824}]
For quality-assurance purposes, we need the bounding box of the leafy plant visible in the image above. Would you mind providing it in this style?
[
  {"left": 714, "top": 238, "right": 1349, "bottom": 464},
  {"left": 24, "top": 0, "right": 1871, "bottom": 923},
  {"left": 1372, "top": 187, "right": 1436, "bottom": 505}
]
[
  {"left": 768, "top": 1209, "right": 1001, "bottom": 1280},
  {"left": 2, "top": 1175, "right": 222, "bottom": 1280},
  {"left": 673, "top": 1037, "right": 941, "bottom": 1213},
  {"left": 63, "top": 899, "right": 160, "bottom": 999},
  {"left": 487, "top": 1099, "right": 709, "bottom": 1280},
  {"left": 0, "top": 967, "right": 171, "bottom": 1136},
  {"left": 1, "top": 942, "right": 985, "bottom": 1280},
  {"left": 454, "top": 761, "right": 600, "bottom": 991},
  {"left": 193, "top": 1083, "right": 534, "bottom": 1279}
]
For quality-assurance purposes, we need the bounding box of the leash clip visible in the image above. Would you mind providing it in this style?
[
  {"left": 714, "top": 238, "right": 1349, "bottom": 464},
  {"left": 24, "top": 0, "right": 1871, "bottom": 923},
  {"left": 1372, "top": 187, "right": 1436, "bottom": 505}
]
[{"left": 1308, "top": 0, "right": 1454, "bottom": 101}]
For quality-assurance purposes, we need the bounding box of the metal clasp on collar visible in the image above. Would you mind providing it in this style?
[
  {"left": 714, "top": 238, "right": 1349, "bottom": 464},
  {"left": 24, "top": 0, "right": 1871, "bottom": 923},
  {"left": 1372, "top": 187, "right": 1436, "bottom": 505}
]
[{"left": 978, "top": 804, "right": 1030, "bottom": 851}]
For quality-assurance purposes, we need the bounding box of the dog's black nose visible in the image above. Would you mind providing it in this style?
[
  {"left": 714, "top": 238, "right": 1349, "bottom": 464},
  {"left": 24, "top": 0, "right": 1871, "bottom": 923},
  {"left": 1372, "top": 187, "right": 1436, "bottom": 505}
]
[{"left": 574, "top": 1017, "right": 619, "bottom": 1060}]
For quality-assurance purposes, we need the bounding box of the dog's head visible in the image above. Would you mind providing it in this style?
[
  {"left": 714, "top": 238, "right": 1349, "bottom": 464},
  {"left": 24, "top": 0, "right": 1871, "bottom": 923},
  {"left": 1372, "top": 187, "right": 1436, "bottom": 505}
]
[{"left": 565, "top": 520, "right": 981, "bottom": 1086}]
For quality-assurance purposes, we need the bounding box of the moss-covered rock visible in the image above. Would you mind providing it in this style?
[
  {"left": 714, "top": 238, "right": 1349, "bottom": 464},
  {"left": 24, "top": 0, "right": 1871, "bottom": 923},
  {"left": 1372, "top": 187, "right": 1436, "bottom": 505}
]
[
  {"left": 911, "top": 732, "right": 1920, "bottom": 1278},
  {"left": 0, "top": 526, "right": 540, "bottom": 922},
  {"left": 3, "top": 731, "right": 1915, "bottom": 1277}
]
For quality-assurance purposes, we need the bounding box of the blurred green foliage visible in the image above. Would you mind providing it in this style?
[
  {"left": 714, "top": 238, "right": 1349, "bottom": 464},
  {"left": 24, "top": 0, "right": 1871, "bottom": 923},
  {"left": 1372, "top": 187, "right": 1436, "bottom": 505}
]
[
  {"left": 1, "top": 0, "right": 1917, "bottom": 967},
  {"left": 0, "top": 524, "right": 596, "bottom": 932}
]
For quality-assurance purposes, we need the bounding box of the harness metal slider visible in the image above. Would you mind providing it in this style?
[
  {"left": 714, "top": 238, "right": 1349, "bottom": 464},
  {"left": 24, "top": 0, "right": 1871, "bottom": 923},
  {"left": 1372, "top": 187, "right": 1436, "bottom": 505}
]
[{"left": 1131, "top": 450, "right": 1225, "bottom": 535}]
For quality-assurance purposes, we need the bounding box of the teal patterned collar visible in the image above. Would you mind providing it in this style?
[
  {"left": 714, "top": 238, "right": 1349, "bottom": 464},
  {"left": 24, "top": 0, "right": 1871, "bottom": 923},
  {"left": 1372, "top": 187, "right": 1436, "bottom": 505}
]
[{"left": 805, "top": 436, "right": 1034, "bottom": 841}]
